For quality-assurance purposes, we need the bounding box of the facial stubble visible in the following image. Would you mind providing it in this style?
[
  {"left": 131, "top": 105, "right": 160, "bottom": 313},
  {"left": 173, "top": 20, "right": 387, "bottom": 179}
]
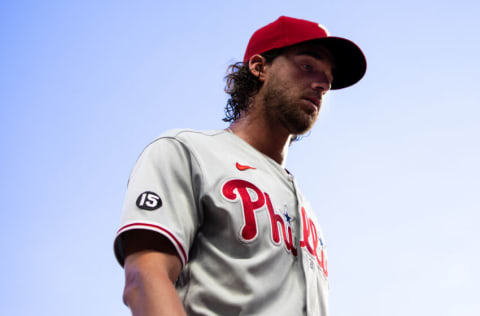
[{"left": 263, "top": 79, "right": 319, "bottom": 136}]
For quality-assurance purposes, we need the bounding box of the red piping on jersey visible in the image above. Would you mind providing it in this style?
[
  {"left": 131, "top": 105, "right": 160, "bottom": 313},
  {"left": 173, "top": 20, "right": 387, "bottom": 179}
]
[{"left": 118, "top": 222, "right": 187, "bottom": 265}]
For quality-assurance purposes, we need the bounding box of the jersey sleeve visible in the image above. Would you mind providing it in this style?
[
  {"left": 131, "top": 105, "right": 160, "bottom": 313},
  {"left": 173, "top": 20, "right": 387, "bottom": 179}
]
[{"left": 114, "top": 137, "right": 202, "bottom": 267}]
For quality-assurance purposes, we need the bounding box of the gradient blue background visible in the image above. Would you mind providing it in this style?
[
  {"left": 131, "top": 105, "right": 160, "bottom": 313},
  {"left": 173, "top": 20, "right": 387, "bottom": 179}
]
[{"left": 1, "top": 1, "right": 479, "bottom": 315}]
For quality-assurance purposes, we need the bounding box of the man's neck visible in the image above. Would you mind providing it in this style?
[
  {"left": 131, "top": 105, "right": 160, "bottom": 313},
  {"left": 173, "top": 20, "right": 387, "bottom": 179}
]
[{"left": 229, "top": 109, "right": 291, "bottom": 166}]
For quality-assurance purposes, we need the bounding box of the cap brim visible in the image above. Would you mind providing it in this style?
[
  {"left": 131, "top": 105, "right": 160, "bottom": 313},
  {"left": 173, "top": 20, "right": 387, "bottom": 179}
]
[{"left": 314, "top": 37, "right": 367, "bottom": 90}]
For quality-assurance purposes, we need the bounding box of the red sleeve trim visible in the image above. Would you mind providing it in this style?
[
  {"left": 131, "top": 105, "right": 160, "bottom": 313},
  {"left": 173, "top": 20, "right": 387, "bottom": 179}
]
[{"left": 117, "top": 222, "right": 188, "bottom": 266}]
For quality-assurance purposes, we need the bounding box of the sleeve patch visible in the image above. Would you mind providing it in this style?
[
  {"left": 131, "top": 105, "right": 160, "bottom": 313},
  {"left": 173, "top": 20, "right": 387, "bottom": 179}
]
[{"left": 136, "top": 191, "right": 162, "bottom": 210}]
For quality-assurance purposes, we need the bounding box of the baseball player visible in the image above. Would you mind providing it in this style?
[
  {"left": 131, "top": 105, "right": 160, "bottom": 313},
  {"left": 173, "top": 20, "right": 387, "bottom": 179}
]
[{"left": 114, "top": 16, "right": 366, "bottom": 315}]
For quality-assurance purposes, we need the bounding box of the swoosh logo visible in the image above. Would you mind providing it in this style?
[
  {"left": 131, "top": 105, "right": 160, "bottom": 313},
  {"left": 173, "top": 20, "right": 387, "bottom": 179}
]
[{"left": 236, "top": 162, "right": 256, "bottom": 171}]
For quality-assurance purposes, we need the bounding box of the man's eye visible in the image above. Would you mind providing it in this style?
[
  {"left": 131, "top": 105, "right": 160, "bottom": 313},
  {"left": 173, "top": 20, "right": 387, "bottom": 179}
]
[{"left": 301, "top": 64, "right": 314, "bottom": 72}]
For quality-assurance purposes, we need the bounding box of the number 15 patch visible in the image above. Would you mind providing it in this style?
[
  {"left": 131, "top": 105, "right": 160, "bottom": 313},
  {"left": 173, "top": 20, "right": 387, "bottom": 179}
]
[{"left": 136, "top": 191, "right": 162, "bottom": 211}]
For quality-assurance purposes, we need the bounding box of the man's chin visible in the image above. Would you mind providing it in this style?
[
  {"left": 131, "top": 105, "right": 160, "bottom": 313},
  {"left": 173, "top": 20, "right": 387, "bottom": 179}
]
[
  {"left": 290, "top": 119, "right": 316, "bottom": 135},
  {"left": 289, "top": 125, "right": 313, "bottom": 137},
  {"left": 280, "top": 111, "right": 318, "bottom": 136}
]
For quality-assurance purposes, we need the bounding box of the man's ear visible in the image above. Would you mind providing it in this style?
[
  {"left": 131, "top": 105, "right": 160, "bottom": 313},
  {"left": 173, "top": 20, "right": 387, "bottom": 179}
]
[{"left": 248, "top": 54, "right": 267, "bottom": 82}]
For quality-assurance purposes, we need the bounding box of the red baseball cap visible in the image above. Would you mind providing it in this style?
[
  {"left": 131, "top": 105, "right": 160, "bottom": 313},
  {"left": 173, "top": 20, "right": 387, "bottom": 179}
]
[{"left": 244, "top": 16, "right": 367, "bottom": 90}]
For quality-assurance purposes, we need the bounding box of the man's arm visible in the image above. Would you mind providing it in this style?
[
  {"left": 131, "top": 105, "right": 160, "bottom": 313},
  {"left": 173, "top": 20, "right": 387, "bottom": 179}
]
[{"left": 122, "top": 230, "right": 187, "bottom": 316}]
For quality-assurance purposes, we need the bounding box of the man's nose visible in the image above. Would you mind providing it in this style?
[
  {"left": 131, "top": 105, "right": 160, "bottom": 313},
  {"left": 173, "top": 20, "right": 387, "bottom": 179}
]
[{"left": 311, "top": 72, "right": 332, "bottom": 93}]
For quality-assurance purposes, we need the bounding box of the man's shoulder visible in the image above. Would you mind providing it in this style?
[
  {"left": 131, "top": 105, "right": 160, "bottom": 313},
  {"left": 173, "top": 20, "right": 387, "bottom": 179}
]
[
  {"left": 144, "top": 128, "right": 230, "bottom": 153},
  {"left": 132, "top": 129, "right": 229, "bottom": 169},
  {"left": 157, "top": 128, "right": 226, "bottom": 141}
]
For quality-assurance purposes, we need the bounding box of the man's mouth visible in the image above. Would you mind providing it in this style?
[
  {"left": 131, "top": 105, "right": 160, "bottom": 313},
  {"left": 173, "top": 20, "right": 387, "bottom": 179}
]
[{"left": 304, "top": 96, "right": 320, "bottom": 109}]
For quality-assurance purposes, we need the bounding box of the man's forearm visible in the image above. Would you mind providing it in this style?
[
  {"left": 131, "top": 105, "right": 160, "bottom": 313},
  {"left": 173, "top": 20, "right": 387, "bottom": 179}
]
[
  {"left": 124, "top": 266, "right": 186, "bottom": 316},
  {"left": 123, "top": 249, "right": 186, "bottom": 316}
]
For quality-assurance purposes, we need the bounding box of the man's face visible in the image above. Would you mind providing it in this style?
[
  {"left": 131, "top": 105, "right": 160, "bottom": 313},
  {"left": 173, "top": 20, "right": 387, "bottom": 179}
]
[{"left": 261, "top": 42, "right": 334, "bottom": 135}]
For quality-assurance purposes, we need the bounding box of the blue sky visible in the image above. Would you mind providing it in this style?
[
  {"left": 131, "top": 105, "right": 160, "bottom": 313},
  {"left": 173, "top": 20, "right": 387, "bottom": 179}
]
[{"left": 1, "top": 1, "right": 479, "bottom": 315}]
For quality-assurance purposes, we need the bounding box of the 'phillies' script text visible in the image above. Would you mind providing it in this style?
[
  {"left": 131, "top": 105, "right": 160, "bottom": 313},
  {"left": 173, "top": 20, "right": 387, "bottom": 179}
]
[{"left": 222, "top": 179, "right": 328, "bottom": 277}]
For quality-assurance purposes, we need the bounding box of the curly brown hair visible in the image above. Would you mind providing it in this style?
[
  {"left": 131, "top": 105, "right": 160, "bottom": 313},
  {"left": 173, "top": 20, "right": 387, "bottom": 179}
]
[{"left": 223, "top": 49, "right": 284, "bottom": 122}]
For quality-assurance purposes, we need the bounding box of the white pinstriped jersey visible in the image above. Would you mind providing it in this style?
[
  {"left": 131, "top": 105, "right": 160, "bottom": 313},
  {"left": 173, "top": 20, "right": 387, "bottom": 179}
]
[{"left": 114, "top": 129, "right": 329, "bottom": 315}]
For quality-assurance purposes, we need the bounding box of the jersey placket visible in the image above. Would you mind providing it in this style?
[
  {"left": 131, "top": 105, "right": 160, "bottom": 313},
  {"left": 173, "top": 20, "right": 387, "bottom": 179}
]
[
  {"left": 290, "top": 176, "right": 318, "bottom": 316},
  {"left": 282, "top": 172, "right": 309, "bottom": 315}
]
